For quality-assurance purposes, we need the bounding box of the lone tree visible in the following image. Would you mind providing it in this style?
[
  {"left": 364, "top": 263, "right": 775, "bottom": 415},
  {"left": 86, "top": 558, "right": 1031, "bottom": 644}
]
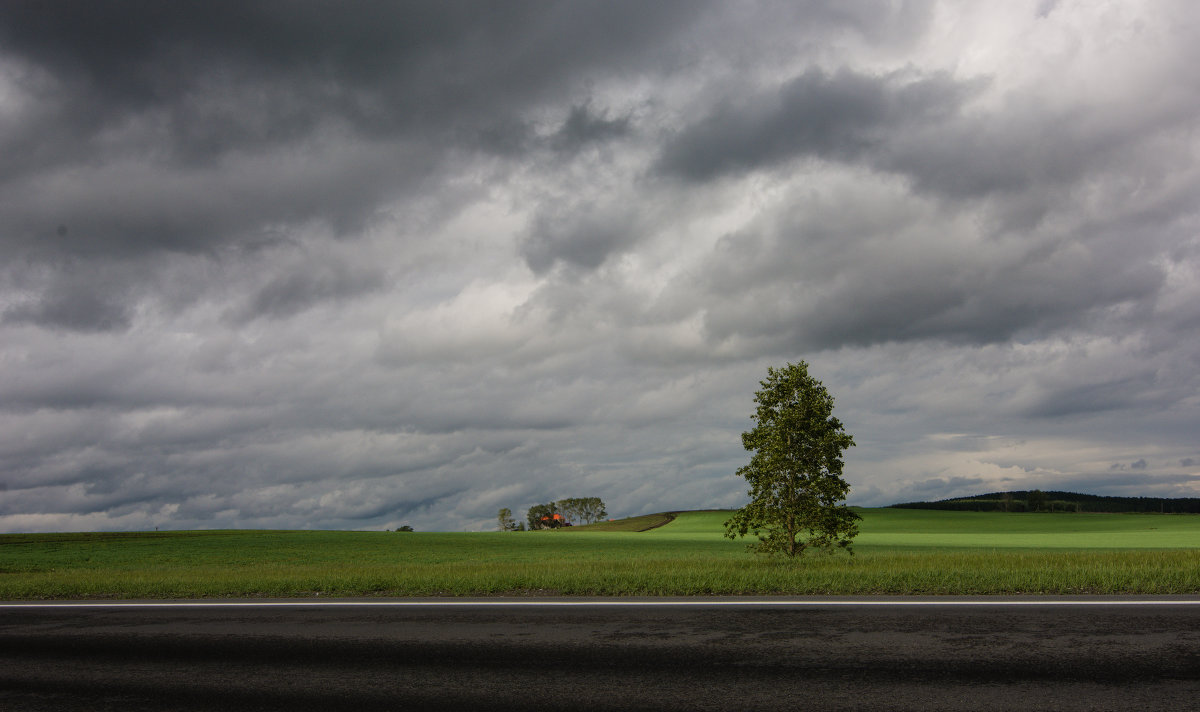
[
  {"left": 724, "top": 361, "right": 859, "bottom": 557},
  {"left": 497, "top": 507, "right": 517, "bottom": 531}
]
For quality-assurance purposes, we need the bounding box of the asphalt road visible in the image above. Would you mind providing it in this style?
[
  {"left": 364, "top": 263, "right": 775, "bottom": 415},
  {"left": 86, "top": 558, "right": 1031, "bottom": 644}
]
[{"left": 3, "top": 598, "right": 1200, "bottom": 711}]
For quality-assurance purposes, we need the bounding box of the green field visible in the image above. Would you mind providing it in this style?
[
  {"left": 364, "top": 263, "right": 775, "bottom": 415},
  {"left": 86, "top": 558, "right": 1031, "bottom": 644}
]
[{"left": 2, "top": 508, "right": 1200, "bottom": 599}]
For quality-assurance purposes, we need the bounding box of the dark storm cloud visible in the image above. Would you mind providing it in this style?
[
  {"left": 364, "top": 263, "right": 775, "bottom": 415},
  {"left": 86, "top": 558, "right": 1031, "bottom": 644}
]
[
  {"left": 236, "top": 259, "right": 386, "bottom": 322},
  {"left": 0, "top": 0, "right": 691, "bottom": 149},
  {"left": 4, "top": 281, "right": 132, "bottom": 332},
  {"left": 0, "top": 0, "right": 708, "bottom": 259},
  {"left": 1023, "top": 373, "right": 1163, "bottom": 419},
  {"left": 1, "top": 2, "right": 1197, "bottom": 532},
  {"left": 0, "top": 115, "right": 437, "bottom": 267},
  {"left": 656, "top": 68, "right": 977, "bottom": 182},
  {"left": 521, "top": 200, "right": 638, "bottom": 273},
  {"left": 0, "top": 0, "right": 720, "bottom": 340},
  {"left": 884, "top": 111, "right": 1200, "bottom": 210},
  {"left": 658, "top": 51, "right": 1200, "bottom": 226},
  {"left": 551, "top": 103, "right": 631, "bottom": 152},
  {"left": 686, "top": 205, "right": 1166, "bottom": 354}
]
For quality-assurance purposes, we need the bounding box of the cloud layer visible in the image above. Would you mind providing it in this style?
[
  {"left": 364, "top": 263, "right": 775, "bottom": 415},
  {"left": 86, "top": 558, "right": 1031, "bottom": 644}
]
[{"left": 2, "top": 1, "right": 1198, "bottom": 532}]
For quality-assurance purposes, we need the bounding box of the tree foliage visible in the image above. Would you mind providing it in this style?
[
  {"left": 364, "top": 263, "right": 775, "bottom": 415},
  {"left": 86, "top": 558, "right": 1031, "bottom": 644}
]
[
  {"left": 525, "top": 497, "right": 607, "bottom": 529},
  {"left": 724, "top": 361, "right": 859, "bottom": 557},
  {"left": 526, "top": 502, "right": 561, "bottom": 529},
  {"left": 557, "top": 497, "right": 607, "bottom": 525},
  {"left": 497, "top": 507, "right": 517, "bottom": 531}
]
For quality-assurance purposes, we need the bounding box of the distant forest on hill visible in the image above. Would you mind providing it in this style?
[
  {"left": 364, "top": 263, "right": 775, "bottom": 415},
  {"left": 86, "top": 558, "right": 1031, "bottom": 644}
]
[{"left": 890, "top": 491, "right": 1200, "bottom": 514}]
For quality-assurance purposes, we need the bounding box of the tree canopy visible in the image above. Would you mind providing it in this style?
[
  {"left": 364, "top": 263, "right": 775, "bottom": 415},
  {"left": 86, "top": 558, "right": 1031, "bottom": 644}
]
[
  {"left": 558, "top": 497, "right": 607, "bottom": 525},
  {"left": 524, "top": 497, "right": 608, "bottom": 529},
  {"left": 724, "top": 361, "right": 859, "bottom": 557},
  {"left": 526, "top": 502, "right": 561, "bottom": 529}
]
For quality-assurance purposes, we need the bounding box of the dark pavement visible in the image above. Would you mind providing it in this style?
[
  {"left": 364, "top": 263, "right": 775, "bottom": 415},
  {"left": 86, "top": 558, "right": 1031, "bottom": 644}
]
[{"left": 2, "top": 599, "right": 1199, "bottom": 711}]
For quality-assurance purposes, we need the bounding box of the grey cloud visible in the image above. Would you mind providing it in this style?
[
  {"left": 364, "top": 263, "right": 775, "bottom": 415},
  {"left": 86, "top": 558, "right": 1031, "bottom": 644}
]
[
  {"left": 236, "top": 259, "right": 386, "bottom": 322},
  {"left": 899, "top": 476, "right": 987, "bottom": 502},
  {"left": 0, "top": 416, "right": 583, "bottom": 531},
  {"left": 921, "top": 435, "right": 1013, "bottom": 453},
  {"left": 656, "top": 27, "right": 1200, "bottom": 224},
  {"left": 0, "top": 343, "right": 235, "bottom": 413},
  {"left": 283, "top": 487, "right": 468, "bottom": 525},
  {"left": 685, "top": 203, "right": 1166, "bottom": 355},
  {"left": 912, "top": 91, "right": 1199, "bottom": 212},
  {"left": 1048, "top": 472, "right": 1200, "bottom": 496},
  {"left": 1037, "top": 0, "right": 1061, "bottom": 18},
  {"left": 552, "top": 104, "right": 631, "bottom": 152},
  {"left": 886, "top": 115, "right": 1150, "bottom": 206},
  {"left": 1, "top": 257, "right": 149, "bottom": 333},
  {"left": 0, "top": 1, "right": 707, "bottom": 261},
  {"left": 0, "top": 0, "right": 707, "bottom": 156},
  {"left": 521, "top": 201, "right": 639, "bottom": 273},
  {"left": 1, "top": 135, "right": 434, "bottom": 261},
  {"left": 1023, "top": 373, "right": 1162, "bottom": 419},
  {"left": 5, "top": 287, "right": 131, "bottom": 333},
  {"left": 656, "top": 67, "right": 976, "bottom": 182},
  {"left": 1, "top": 2, "right": 1198, "bottom": 533}
]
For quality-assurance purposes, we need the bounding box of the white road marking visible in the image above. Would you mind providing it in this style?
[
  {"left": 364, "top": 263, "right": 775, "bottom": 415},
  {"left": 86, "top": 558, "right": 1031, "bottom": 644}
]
[{"left": 4, "top": 598, "right": 1200, "bottom": 609}]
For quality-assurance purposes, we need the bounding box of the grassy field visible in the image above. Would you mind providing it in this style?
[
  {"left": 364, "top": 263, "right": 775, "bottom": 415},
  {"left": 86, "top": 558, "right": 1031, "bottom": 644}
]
[{"left": 2, "top": 508, "right": 1200, "bottom": 599}]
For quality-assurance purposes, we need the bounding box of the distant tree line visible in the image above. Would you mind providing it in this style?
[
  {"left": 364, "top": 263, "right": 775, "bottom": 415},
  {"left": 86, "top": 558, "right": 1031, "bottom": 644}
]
[
  {"left": 890, "top": 490, "right": 1200, "bottom": 514},
  {"left": 497, "top": 498, "right": 607, "bottom": 531}
]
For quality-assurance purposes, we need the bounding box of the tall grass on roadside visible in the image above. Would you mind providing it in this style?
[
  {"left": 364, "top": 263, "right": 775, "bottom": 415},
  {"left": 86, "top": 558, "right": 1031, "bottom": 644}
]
[{"left": 5, "top": 550, "right": 1199, "bottom": 598}]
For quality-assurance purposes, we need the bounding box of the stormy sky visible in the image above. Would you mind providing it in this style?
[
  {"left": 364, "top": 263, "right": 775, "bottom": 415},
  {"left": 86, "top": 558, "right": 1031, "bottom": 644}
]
[{"left": 2, "top": 1, "right": 1198, "bottom": 532}]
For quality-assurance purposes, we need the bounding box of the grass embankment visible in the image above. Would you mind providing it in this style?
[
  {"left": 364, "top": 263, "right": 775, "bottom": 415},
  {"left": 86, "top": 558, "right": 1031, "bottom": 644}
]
[
  {"left": 3, "top": 509, "right": 1200, "bottom": 599},
  {"left": 572, "top": 511, "right": 676, "bottom": 531}
]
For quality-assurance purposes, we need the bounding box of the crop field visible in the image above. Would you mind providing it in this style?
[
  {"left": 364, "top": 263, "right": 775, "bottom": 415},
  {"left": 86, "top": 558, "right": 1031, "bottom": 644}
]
[{"left": 2, "top": 508, "right": 1200, "bottom": 599}]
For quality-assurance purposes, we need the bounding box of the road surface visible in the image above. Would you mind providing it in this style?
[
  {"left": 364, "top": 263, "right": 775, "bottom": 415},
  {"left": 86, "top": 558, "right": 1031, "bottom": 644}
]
[{"left": 2, "top": 598, "right": 1199, "bottom": 710}]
